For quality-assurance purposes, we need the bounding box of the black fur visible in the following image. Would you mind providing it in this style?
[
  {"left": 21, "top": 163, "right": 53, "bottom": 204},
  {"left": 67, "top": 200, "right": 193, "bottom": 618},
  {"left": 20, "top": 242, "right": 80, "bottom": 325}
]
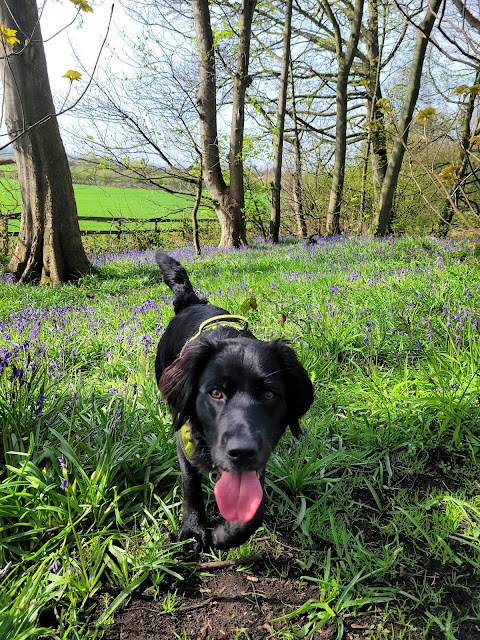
[{"left": 155, "top": 250, "right": 314, "bottom": 551}]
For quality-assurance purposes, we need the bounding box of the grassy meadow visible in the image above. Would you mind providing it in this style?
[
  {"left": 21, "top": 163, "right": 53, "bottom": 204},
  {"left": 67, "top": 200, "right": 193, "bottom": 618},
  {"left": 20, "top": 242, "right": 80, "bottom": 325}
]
[
  {"left": 72, "top": 184, "right": 211, "bottom": 229},
  {"left": 0, "top": 169, "right": 212, "bottom": 232},
  {"left": 1, "top": 236, "right": 480, "bottom": 639}
]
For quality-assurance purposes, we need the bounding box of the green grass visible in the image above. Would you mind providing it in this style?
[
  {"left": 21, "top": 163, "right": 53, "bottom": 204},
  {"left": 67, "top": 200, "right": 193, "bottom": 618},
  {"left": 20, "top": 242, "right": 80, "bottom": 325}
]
[
  {"left": 73, "top": 184, "right": 212, "bottom": 227},
  {"left": 1, "top": 236, "right": 479, "bottom": 638},
  {"left": 0, "top": 178, "right": 213, "bottom": 232}
]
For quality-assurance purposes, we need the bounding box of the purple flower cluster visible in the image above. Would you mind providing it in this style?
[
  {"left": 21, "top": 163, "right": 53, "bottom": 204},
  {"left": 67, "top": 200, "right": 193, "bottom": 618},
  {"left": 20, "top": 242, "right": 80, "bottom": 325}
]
[{"left": 0, "top": 236, "right": 477, "bottom": 413}]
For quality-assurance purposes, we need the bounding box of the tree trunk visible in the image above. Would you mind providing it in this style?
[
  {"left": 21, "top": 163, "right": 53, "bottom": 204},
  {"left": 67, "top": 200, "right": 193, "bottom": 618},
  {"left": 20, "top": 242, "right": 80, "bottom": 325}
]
[
  {"left": 192, "top": 0, "right": 254, "bottom": 248},
  {"left": 0, "top": 0, "right": 90, "bottom": 284},
  {"left": 269, "top": 0, "right": 293, "bottom": 243},
  {"left": 0, "top": 214, "right": 8, "bottom": 255},
  {"left": 324, "top": 0, "right": 365, "bottom": 236},
  {"left": 191, "top": 163, "right": 203, "bottom": 256},
  {"left": 437, "top": 71, "right": 480, "bottom": 237},
  {"left": 325, "top": 64, "right": 349, "bottom": 236},
  {"left": 365, "top": 0, "right": 388, "bottom": 204},
  {"left": 375, "top": 0, "right": 442, "bottom": 236},
  {"left": 291, "top": 64, "right": 308, "bottom": 239},
  {"left": 229, "top": 0, "right": 256, "bottom": 247},
  {"left": 359, "top": 140, "right": 371, "bottom": 232}
]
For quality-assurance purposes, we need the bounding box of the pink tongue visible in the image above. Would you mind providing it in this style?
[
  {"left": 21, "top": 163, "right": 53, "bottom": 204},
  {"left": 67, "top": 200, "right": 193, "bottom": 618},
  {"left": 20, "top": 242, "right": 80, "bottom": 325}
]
[{"left": 214, "top": 470, "right": 263, "bottom": 523}]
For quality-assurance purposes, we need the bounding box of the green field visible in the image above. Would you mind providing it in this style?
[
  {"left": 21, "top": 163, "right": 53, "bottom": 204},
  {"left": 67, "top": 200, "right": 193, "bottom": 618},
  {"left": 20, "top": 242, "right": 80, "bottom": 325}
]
[{"left": 0, "top": 175, "right": 212, "bottom": 232}]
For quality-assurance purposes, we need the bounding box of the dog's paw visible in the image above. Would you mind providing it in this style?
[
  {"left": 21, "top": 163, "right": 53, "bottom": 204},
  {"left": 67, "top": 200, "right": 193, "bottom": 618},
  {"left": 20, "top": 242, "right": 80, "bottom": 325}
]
[
  {"left": 211, "top": 521, "right": 254, "bottom": 550},
  {"left": 179, "top": 523, "right": 210, "bottom": 555},
  {"left": 211, "top": 524, "right": 233, "bottom": 549}
]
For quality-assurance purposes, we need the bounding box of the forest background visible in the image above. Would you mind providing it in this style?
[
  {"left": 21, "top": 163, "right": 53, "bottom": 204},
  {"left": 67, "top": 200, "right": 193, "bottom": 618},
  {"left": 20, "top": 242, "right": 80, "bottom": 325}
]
[{"left": 1, "top": 0, "right": 479, "bottom": 266}]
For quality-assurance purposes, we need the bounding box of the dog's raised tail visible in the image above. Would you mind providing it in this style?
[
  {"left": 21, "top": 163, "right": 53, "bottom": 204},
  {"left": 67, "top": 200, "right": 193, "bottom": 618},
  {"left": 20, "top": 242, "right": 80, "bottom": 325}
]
[{"left": 155, "top": 250, "right": 206, "bottom": 314}]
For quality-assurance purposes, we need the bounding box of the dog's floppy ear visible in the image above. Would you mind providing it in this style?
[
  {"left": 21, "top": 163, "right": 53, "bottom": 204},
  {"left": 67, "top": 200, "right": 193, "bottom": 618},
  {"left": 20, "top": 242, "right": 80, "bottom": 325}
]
[
  {"left": 158, "top": 338, "right": 216, "bottom": 431},
  {"left": 273, "top": 339, "right": 314, "bottom": 438}
]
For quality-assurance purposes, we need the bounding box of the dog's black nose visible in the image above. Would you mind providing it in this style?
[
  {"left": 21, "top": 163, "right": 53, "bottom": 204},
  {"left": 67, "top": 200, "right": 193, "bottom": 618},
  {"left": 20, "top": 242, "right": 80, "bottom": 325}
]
[{"left": 226, "top": 437, "right": 258, "bottom": 463}]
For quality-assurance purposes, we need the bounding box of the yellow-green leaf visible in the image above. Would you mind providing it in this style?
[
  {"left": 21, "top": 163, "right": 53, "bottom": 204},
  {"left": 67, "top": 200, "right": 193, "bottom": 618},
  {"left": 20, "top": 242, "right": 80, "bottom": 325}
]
[
  {"left": 416, "top": 107, "right": 436, "bottom": 123},
  {"left": 62, "top": 70, "right": 83, "bottom": 82},
  {"left": 469, "top": 135, "right": 480, "bottom": 146},
  {"left": 454, "top": 84, "right": 480, "bottom": 96},
  {"left": 438, "top": 165, "right": 458, "bottom": 185},
  {"left": 376, "top": 98, "right": 392, "bottom": 114},
  {"left": 240, "top": 297, "right": 257, "bottom": 313},
  {"left": 0, "top": 25, "right": 20, "bottom": 45},
  {"left": 70, "top": 0, "right": 93, "bottom": 12}
]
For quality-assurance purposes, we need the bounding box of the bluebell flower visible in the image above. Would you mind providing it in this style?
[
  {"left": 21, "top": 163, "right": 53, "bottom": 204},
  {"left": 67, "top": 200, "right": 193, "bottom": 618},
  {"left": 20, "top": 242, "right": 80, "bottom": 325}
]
[{"left": 49, "top": 560, "right": 59, "bottom": 573}]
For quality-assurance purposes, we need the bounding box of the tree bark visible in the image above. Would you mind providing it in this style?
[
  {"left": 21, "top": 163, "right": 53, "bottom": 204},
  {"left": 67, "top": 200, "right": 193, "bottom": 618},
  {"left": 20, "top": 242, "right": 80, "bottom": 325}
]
[
  {"left": 192, "top": 0, "right": 255, "bottom": 248},
  {"left": 324, "top": 0, "right": 365, "bottom": 236},
  {"left": 359, "top": 139, "right": 371, "bottom": 231},
  {"left": 269, "top": 0, "right": 293, "bottom": 243},
  {"left": 229, "top": 0, "right": 256, "bottom": 247},
  {"left": 0, "top": 0, "right": 90, "bottom": 284},
  {"left": 290, "top": 62, "right": 308, "bottom": 239},
  {"left": 375, "top": 0, "right": 442, "bottom": 236},
  {"left": 191, "top": 162, "right": 203, "bottom": 255},
  {"left": 325, "top": 64, "right": 349, "bottom": 236},
  {"left": 364, "top": 0, "right": 388, "bottom": 205}
]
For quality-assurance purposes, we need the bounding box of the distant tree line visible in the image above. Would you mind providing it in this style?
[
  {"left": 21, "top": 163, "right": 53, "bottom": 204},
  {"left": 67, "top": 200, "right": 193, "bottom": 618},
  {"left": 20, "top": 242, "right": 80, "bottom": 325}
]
[{"left": 78, "top": 0, "right": 480, "bottom": 242}]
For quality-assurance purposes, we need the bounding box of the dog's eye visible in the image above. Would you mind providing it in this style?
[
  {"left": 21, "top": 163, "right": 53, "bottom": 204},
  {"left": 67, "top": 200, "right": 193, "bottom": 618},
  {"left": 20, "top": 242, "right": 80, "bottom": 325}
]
[
  {"left": 263, "top": 390, "right": 276, "bottom": 400},
  {"left": 209, "top": 388, "right": 224, "bottom": 400}
]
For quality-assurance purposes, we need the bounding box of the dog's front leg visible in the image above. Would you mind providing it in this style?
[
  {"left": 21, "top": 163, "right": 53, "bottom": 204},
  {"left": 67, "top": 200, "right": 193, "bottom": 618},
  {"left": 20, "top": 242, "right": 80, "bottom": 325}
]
[
  {"left": 176, "top": 437, "right": 210, "bottom": 553},
  {"left": 212, "top": 499, "right": 265, "bottom": 549}
]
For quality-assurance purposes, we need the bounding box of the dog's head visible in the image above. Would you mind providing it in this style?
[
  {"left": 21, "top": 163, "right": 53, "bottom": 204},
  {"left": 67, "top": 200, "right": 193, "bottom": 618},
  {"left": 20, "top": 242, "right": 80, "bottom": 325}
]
[
  {"left": 159, "top": 335, "right": 313, "bottom": 460},
  {"left": 159, "top": 335, "right": 313, "bottom": 523}
]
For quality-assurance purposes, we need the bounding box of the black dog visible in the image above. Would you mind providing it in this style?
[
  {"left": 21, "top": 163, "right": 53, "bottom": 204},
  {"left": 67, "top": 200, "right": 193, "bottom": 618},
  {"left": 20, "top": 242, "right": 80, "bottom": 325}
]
[{"left": 155, "top": 251, "right": 314, "bottom": 550}]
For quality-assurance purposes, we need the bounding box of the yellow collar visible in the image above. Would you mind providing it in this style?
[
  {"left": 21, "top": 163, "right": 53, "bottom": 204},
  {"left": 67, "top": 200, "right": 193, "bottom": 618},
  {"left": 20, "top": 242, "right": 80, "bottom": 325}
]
[{"left": 180, "top": 314, "right": 249, "bottom": 356}]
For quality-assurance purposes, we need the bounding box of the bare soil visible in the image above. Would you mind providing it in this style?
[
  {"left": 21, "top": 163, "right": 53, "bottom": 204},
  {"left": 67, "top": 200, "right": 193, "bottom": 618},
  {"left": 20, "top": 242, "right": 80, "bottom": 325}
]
[
  {"left": 104, "top": 562, "right": 401, "bottom": 640},
  {"left": 105, "top": 570, "right": 323, "bottom": 640},
  {"left": 104, "top": 563, "right": 480, "bottom": 640},
  {"left": 103, "top": 455, "right": 480, "bottom": 640}
]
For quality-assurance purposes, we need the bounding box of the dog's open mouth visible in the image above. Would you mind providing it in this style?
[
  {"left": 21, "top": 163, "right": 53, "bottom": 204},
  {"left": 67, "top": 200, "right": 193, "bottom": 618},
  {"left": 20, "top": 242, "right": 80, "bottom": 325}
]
[{"left": 214, "top": 469, "right": 263, "bottom": 523}]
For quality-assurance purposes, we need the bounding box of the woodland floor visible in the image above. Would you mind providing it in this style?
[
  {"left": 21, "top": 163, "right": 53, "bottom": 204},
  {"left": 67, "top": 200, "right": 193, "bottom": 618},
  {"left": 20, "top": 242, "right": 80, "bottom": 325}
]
[
  {"left": 102, "top": 457, "right": 480, "bottom": 640},
  {"left": 102, "top": 505, "right": 480, "bottom": 640},
  {"left": 104, "top": 555, "right": 480, "bottom": 640}
]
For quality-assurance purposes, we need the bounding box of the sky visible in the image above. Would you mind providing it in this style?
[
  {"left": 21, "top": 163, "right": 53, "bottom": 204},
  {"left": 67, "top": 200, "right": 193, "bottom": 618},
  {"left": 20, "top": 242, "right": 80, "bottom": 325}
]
[
  {"left": 42, "top": 0, "right": 129, "bottom": 91},
  {"left": 0, "top": 0, "right": 127, "bottom": 151}
]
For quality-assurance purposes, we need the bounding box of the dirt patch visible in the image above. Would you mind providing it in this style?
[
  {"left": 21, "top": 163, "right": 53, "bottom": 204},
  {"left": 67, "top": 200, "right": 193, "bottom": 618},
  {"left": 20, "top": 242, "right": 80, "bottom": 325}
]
[
  {"left": 104, "top": 565, "right": 419, "bottom": 640},
  {"left": 458, "top": 621, "right": 480, "bottom": 640},
  {"left": 105, "top": 570, "right": 332, "bottom": 640}
]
